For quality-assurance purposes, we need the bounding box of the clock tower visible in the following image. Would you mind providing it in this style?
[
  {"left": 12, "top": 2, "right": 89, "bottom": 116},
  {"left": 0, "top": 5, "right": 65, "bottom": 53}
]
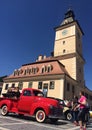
[{"left": 53, "top": 9, "right": 85, "bottom": 86}]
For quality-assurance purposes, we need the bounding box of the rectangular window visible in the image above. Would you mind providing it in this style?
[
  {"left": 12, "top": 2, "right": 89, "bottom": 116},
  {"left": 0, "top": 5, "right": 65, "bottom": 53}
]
[
  {"left": 28, "top": 82, "right": 33, "bottom": 88},
  {"left": 38, "top": 82, "right": 42, "bottom": 89},
  {"left": 11, "top": 83, "right": 15, "bottom": 88},
  {"left": 5, "top": 84, "right": 9, "bottom": 90},
  {"left": 67, "top": 82, "right": 70, "bottom": 91},
  {"left": 72, "top": 85, "right": 75, "bottom": 93},
  {"left": 18, "top": 82, "right": 23, "bottom": 90},
  {"left": 49, "top": 81, "right": 54, "bottom": 89}
]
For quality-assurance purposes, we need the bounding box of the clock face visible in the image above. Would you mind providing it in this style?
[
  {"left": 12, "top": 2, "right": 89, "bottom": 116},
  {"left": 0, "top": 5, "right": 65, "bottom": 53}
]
[{"left": 62, "top": 29, "right": 68, "bottom": 36}]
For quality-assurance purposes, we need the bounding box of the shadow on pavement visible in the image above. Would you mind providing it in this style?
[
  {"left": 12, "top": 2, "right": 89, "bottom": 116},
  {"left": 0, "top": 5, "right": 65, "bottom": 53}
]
[{"left": 7, "top": 113, "right": 68, "bottom": 125}]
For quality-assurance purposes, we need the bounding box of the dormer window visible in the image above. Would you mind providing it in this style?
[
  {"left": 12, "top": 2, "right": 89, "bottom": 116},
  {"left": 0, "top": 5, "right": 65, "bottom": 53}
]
[
  {"left": 41, "top": 65, "right": 53, "bottom": 73},
  {"left": 32, "top": 67, "right": 39, "bottom": 74},
  {"left": 14, "top": 69, "right": 19, "bottom": 76},
  {"left": 47, "top": 65, "right": 53, "bottom": 72},
  {"left": 41, "top": 65, "right": 46, "bottom": 73},
  {"left": 47, "top": 66, "right": 51, "bottom": 72},
  {"left": 42, "top": 67, "right": 44, "bottom": 73},
  {"left": 24, "top": 69, "right": 27, "bottom": 75}
]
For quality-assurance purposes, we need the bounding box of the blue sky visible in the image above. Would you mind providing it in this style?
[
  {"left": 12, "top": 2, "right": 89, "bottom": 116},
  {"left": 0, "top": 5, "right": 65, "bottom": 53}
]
[{"left": 0, "top": 0, "right": 92, "bottom": 90}]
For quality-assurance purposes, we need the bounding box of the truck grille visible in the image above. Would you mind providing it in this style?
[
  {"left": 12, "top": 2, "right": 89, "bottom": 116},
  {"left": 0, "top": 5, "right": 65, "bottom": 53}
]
[{"left": 51, "top": 107, "right": 63, "bottom": 116}]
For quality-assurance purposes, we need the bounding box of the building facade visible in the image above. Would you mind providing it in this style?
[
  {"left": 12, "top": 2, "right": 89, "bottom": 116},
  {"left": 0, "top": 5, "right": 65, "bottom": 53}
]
[
  {"left": 0, "top": 76, "right": 7, "bottom": 95},
  {"left": 1, "top": 9, "right": 92, "bottom": 109}
]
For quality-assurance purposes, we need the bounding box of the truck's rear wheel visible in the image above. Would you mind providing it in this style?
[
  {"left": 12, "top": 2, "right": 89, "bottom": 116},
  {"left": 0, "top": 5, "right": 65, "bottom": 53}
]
[
  {"left": 36, "top": 110, "right": 46, "bottom": 123},
  {"left": 1, "top": 105, "right": 8, "bottom": 116},
  {"left": 66, "top": 112, "right": 73, "bottom": 121}
]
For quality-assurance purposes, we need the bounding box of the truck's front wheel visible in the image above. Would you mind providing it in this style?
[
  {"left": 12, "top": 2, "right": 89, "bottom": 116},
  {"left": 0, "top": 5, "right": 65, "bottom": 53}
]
[
  {"left": 1, "top": 105, "right": 8, "bottom": 116},
  {"left": 36, "top": 110, "right": 46, "bottom": 123}
]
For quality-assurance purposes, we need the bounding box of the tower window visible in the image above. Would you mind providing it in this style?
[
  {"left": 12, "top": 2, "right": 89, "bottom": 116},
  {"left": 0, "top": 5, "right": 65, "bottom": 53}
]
[
  {"left": 63, "top": 41, "right": 65, "bottom": 44},
  {"left": 63, "top": 49, "right": 66, "bottom": 53}
]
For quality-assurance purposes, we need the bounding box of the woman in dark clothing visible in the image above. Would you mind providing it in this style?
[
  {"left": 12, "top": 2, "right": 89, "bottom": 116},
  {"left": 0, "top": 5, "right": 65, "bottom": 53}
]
[
  {"left": 14, "top": 87, "right": 20, "bottom": 98},
  {"left": 6, "top": 87, "right": 13, "bottom": 98}
]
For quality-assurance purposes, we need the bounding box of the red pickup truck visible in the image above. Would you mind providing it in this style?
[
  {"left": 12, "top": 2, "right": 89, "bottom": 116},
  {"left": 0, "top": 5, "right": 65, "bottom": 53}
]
[{"left": 0, "top": 88, "right": 63, "bottom": 123}]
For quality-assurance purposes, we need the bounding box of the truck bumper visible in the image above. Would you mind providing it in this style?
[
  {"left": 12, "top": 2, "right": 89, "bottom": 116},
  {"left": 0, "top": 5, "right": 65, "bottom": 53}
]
[
  {"left": 49, "top": 107, "right": 63, "bottom": 119},
  {"left": 48, "top": 115, "right": 62, "bottom": 119}
]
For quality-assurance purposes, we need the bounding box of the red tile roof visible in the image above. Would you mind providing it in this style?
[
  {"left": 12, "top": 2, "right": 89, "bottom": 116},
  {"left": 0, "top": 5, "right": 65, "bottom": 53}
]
[{"left": 4, "top": 60, "right": 69, "bottom": 80}]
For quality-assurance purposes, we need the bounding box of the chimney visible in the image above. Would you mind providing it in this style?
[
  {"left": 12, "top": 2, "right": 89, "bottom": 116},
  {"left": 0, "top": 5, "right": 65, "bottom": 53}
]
[
  {"left": 37, "top": 55, "right": 43, "bottom": 61},
  {"left": 43, "top": 55, "right": 46, "bottom": 59}
]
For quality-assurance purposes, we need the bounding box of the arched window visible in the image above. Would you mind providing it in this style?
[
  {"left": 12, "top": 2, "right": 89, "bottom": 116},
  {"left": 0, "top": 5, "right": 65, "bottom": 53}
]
[
  {"left": 41, "top": 65, "right": 46, "bottom": 73},
  {"left": 47, "top": 65, "right": 53, "bottom": 72},
  {"left": 32, "top": 67, "right": 39, "bottom": 74}
]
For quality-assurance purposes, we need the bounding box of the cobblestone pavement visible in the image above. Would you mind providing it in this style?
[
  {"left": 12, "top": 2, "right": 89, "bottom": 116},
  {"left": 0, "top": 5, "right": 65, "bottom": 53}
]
[{"left": 0, "top": 114, "right": 92, "bottom": 130}]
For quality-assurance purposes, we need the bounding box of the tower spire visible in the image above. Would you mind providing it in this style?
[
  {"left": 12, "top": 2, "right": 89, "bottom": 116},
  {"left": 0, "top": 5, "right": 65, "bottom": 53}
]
[{"left": 61, "top": 8, "right": 75, "bottom": 25}]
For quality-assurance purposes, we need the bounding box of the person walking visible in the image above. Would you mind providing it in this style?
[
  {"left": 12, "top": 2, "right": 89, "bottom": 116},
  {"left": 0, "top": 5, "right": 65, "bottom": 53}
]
[
  {"left": 71, "top": 95, "right": 79, "bottom": 126},
  {"left": 75, "top": 91, "right": 87, "bottom": 130}
]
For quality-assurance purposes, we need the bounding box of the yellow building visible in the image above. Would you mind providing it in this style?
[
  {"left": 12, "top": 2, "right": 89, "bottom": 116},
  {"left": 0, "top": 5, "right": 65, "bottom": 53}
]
[{"left": 1, "top": 9, "right": 92, "bottom": 109}]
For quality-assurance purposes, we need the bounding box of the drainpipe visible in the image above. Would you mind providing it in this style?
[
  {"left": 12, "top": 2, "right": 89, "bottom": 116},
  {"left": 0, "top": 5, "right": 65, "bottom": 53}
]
[{"left": 63, "top": 74, "right": 66, "bottom": 100}]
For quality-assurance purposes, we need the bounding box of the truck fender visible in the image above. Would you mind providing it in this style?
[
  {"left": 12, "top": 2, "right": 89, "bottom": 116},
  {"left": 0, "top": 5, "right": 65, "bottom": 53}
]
[
  {"left": 30, "top": 103, "right": 49, "bottom": 116},
  {"left": 0, "top": 99, "right": 12, "bottom": 111}
]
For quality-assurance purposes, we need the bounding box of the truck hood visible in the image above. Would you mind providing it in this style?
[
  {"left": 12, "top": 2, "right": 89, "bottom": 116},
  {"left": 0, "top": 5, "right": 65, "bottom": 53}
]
[{"left": 35, "top": 96, "right": 59, "bottom": 106}]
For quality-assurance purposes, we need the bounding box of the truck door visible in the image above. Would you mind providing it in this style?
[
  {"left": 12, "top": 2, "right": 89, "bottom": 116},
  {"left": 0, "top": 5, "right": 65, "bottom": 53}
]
[{"left": 18, "top": 90, "right": 34, "bottom": 112}]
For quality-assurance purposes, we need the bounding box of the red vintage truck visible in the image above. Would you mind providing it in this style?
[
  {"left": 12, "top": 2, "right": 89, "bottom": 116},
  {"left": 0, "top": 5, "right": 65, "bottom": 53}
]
[{"left": 0, "top": 88, "right": 63, "bottom": 123}]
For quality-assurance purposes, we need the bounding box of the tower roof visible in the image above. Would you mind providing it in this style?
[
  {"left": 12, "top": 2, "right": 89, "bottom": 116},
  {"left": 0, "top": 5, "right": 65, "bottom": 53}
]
[
  {"left": 61, "top": 8, "right": 75, "bottom": 25},
  {"left": 65, "top": 8, "right": 75, "bottom": 19},
  {"left": 54, "top": 8, "right": 84, "bottom": 35}
]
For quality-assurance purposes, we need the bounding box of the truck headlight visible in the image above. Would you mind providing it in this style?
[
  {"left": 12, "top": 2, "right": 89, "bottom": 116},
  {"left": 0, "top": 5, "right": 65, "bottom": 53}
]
[{"left": 49, "top": 105, "right": 54, "bottom": 109}]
